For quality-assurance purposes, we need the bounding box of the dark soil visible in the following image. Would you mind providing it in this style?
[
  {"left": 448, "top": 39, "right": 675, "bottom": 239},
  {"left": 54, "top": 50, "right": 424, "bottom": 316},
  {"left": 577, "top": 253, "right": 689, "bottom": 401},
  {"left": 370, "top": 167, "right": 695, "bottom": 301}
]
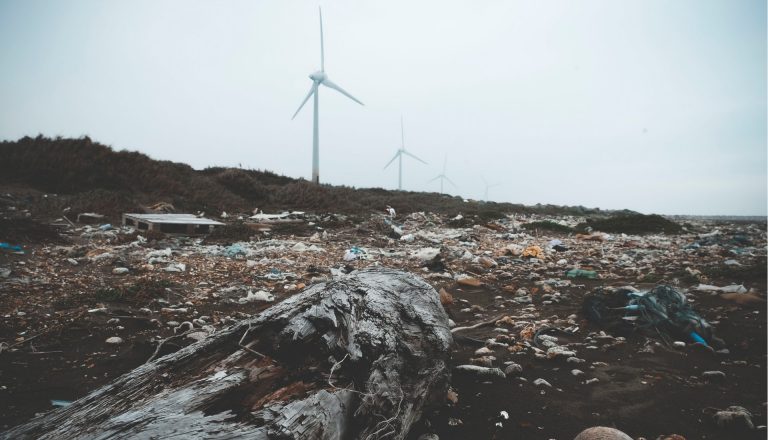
[
  {"left": 409, "top": 279, "right": 767, "bottom": 440},
  {"left": 0, "top": 219, "right": 68, "bottom": 244}
]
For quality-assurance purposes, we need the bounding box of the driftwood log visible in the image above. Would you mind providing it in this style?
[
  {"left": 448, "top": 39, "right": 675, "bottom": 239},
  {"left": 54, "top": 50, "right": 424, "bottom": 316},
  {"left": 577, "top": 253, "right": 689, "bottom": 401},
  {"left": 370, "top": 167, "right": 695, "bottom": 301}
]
[{"left": 2, "top": 268, "right": 453, "bottom": 439}]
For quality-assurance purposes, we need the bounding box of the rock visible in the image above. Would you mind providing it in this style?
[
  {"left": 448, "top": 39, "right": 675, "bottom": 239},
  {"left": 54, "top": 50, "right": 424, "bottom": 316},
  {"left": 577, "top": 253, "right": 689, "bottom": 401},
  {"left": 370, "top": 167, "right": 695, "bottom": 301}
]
[
  {"left": 672, "top": 341, "right": 686, "bottom": 348},
  {"left": 573, "top": 426, "right": 632, "bottom": 440},
  {"left": 474, "top": 347, "right": 494, "bottom": 356},
  {"left": 571, "top": 369, "right": 585, "bottom": 376},
  {"left": 412, "top": 247, "right": 441, "bottom": 262},
  {"left": 702, "top": 370, "right": 726, "bottom": 381},
  {"left": 112, "top": 267, "right": 129, "bottom": 275},
  {"left": 533, "top": 378, "right": 551, "bottom": 387},
  {"left": 712, "top": 405, "right": 754, "bottom": 430},
  {"left": 446, "top": 388, "right": 459, "bottom": 404},
  {"left": 470, "top": 356, "right": 495, "bottom": 367},
  {"left": 584, "top": 378, "right": 599, "bottom": 385},
  {"left": 457, "top": 277, "right": 482, "bottom": 287},
  {"left": 453, "top": 365, "right": 506, "bottom": 379},
  {"left": 478, "top": 256, "right": 497, "bottom": 268},
  {"left": 547, "top": 346, "right": 577, "bottom": 359},
  {"left": 504, "top": 363, "right": 523, "bottom": 376},
  {"left": 439, "top": 288, "right": 453, "bottom": 305},
  {"left": 105, "top": 337, "right": 123, "bottom": 345},
  {"left": 66, "top": 258, "right": 79, "bottom": 266}
]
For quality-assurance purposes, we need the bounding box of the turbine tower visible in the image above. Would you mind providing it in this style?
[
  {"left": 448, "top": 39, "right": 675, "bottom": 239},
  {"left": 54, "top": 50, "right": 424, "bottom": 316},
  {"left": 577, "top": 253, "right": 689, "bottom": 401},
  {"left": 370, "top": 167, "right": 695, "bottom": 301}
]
[
  {"left": 482, "top": 177, "right": 502, "bottom": 201},
  {"left": 428, "top": 155, "right": 456, "bottom": 194},
  {"left": 292, "top": 7, "right": 364, "bottom": 184},
  {"left": 384, "top": 116, "right": 427, "bottom": 190}
]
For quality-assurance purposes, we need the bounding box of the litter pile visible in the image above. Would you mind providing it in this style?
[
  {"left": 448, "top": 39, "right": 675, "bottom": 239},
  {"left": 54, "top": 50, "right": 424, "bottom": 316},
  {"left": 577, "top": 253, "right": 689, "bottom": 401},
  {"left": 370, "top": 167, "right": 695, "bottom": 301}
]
[{"left": 0, "top": 197, "right": 765, "bottom": 439}]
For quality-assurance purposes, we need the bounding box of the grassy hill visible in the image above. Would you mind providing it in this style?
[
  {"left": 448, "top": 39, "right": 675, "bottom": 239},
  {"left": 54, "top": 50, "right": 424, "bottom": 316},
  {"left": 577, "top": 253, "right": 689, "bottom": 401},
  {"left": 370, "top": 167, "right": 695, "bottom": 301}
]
[{"left": 0, "top": 135, "right": 617, "bottom": 221}]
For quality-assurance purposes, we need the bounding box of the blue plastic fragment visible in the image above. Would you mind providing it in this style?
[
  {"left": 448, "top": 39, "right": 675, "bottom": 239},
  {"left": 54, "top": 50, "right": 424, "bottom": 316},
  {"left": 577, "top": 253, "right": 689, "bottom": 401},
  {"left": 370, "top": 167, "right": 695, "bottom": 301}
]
[
  {"left": 689, "top": 331, "right": 708, "bottom": 346},
  {"left": 0, "top": 242, "right": 23, "bottom": 252}
]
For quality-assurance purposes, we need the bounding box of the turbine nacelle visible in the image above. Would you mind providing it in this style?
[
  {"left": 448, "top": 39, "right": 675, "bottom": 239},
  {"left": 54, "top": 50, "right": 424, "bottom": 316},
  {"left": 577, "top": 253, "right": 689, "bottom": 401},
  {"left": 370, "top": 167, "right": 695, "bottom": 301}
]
[{"left": 309, "top": 71, "right": 327, "bottom": 82}]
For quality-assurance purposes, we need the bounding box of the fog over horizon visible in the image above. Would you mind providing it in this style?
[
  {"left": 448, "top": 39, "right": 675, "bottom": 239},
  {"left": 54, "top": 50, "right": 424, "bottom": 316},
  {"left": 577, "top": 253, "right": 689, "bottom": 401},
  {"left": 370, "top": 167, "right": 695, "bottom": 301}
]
[{"left": 1, "top": 0, "right": 765, "bottom": 216}]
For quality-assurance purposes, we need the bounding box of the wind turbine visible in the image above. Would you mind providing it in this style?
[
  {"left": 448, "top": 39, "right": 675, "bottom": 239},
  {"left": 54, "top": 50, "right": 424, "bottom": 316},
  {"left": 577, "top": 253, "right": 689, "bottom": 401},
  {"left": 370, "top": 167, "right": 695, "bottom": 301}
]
[
  {"left": 383, "top": 116, "right": 427, "bottom": 190},
  {"left": 428, "top": 155, "right": 457, "bottom": 194},
  {"left": 482, "top": 177, "right": 502, "bottom": 201},
  {"left": 291, "top": 7, "right": 364, "bottom": 184}
]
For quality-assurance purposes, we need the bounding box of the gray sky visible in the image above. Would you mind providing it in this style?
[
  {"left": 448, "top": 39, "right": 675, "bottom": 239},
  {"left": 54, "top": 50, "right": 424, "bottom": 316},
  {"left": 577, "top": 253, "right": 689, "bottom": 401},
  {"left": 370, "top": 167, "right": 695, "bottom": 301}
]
[{"left": 1, "top": 0, "right": 765, "bottom": 215}]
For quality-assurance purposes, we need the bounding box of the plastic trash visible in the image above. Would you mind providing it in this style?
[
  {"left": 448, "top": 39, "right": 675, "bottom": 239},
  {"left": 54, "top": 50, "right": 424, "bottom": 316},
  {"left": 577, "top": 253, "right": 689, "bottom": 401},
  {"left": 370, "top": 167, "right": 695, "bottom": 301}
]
[
  {"left": 566, "top": 269, "right": 598, "bottom": 279},
  {"left": 522, "top": 245, "right": 544, "bottom": 259},
  {"left": 98, "top": 224, "right": 112, "bottom": 231},
  {"left": 689, "top": 331, "right": 708, "bottom": 346},
  {"left": 343, "top": 246, "right": 366, "bottom": 261},
  {"left": 238, "top": 290, "right": 274, "bottom": 303},
  {"left": 0, "top": 242, "right": 23, "bottom": 253},
  {"left": 223, "top": 243, "right": 247, "bottom": 258}
]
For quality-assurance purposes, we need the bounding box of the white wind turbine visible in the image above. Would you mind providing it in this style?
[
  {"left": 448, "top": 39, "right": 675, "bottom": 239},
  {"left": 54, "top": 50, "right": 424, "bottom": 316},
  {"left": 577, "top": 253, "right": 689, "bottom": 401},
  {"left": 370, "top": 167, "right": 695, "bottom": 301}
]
[
  {"left": 383, "top": 116, "right": 427, "bottom": 190},
  {"left": 291, "top": 7, "right": 364, "bottom": 184},
  {"left": 482, "top": 177, "right": 502, "bottom": 201},
  {"left": 428, "top": 155, "right": 457, "bottom": 194}
]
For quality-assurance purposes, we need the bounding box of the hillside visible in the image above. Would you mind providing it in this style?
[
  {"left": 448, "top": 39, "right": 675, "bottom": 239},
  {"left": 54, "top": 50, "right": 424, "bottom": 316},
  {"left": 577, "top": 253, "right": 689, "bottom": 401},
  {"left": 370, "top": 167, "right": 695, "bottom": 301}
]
[{"left": 1, "top": 135, "right": 615, "bottom": 221}]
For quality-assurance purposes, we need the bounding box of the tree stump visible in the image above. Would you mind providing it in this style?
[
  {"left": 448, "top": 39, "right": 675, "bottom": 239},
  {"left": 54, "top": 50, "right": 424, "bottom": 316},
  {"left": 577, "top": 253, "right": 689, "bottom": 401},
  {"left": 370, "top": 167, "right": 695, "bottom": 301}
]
[{"left": 2, "top": 268, "right": 453, "bottom": 439}]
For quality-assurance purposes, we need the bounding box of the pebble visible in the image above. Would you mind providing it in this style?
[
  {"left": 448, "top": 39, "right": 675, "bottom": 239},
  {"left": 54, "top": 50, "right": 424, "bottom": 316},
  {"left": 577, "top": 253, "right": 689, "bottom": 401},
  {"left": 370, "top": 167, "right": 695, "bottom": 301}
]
[
  {"left": 504, "top": 363, "right": 523, "bottom": 376},
  {"left": 672, "top": 341, "right": 686, "bottom": 348},
  {"left": 453, "top": 365, "right": 506, "bottom": 379},
  {"left": 713, "top": 405, "right": 754, "bottom": 430},
  {"left": 571, "top": 369, "right": 585, "bottom": 376},
  {"left": 533, "top": 378, "right": 551, "bottom": 387},
  {"left": 112, "top": 267, "right": 129, "bottom": 275},
  {"left": 702, "top": 370, "right": 726, "bottom": 381},
  {"left": 105, "top": 336, "right": 123, "bottom": 345},
  {"left": 574, "top": 426, "right": 632, "bottom": 440},
  {"left": 584, "top": 378, "right": 599, "bottom": 385}
]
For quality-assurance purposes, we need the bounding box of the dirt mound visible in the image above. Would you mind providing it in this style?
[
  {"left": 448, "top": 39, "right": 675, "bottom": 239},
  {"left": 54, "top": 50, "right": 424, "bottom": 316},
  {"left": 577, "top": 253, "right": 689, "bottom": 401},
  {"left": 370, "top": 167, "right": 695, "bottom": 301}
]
[{"left": 579, "top": 214, "right": 683, "bottom": 235}]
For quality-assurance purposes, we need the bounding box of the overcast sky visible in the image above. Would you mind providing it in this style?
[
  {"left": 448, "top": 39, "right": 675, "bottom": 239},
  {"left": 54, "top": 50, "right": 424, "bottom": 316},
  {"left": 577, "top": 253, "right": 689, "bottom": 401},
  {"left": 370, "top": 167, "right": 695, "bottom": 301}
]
[{"left": 1, "top": 0, "right": 765, "bottom": 215}]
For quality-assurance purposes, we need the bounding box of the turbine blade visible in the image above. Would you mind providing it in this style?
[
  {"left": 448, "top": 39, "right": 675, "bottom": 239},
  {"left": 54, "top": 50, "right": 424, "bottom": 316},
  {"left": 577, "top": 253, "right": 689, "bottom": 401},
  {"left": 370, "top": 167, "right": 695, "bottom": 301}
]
[
  {"left": 319, "top": 7, "right": 325, "bottom": 71},
  {"left": 402, "top": 150, "right": 427, "bottom": 164},
  {"left": 445, "top": 176, "right": 458, "bottom": 188},
  {"left": 427, "top": 175, "right": 441, "bottom": 183},
  {"left": 322, "top": 79, "right": 364, "bottom": 105},
  {"left": 383, "top": 151, "right": 400, "bottom": 169},
  {"left": 291, "top": 83, "right": 317, "bottom": 120},
  {"left": 401, "top": 115, "right": 405, "bottom": 148}
]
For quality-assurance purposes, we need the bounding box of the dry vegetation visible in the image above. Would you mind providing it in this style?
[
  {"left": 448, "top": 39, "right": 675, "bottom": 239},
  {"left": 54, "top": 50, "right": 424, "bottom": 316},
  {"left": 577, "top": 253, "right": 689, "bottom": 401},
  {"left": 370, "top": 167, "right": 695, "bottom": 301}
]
[{"left": 2, "top": 136, "right": 660, "bottom": 226}]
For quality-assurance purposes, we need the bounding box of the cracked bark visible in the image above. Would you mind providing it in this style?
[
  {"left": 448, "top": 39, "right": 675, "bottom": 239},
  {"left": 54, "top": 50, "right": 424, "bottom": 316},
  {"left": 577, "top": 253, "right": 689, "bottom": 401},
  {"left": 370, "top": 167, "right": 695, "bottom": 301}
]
[{"left": 2, "top": 268, "right": 453, "bottom": 440}]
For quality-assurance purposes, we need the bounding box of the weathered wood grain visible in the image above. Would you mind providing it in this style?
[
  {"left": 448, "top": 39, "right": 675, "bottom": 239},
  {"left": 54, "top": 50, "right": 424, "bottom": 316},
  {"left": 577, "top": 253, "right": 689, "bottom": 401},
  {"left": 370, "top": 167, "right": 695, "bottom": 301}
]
[{"left": 2, "top": 267, "right": 453, "bottom": 440}]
